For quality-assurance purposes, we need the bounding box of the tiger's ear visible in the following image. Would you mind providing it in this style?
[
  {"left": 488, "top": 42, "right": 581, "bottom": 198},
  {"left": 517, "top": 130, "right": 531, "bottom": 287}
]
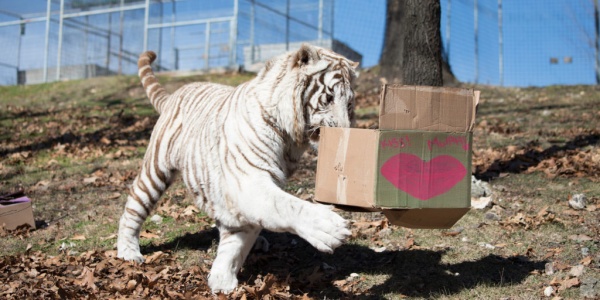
[
  {"left": 349, "top": 60, "right": 359, "bottom": 69},
  {"left": 294, "top": 44, "right": 318, "bottom": 67},
  {"left": 294, "top": 44, "right": 329, "bottom": 75}
]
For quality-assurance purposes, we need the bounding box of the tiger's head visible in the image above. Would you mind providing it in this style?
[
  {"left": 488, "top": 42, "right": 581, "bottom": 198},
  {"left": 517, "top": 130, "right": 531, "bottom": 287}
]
[
  {"left": 291, "top": 44, "right": 359, "bottom": 149},
  {"left": 255, "top": 44, "right": 358, "bottom": 150}
]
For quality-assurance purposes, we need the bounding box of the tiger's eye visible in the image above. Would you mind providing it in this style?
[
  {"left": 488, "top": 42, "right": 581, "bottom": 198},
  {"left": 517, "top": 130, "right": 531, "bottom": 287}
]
[{"left": 326, "top": 95, "right": 334, "bottom": 104}]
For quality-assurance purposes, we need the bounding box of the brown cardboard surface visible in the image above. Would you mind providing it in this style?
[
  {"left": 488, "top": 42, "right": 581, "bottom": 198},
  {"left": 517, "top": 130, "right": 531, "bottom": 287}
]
[
  {"left": 382, "top": 208, "right": 471, "bottom": 229},
  {"left": 315, "top": 127, "right": 379, "bottom": 207},
  {"left": 0, "top": 197, "right": 35, "bottom": 230},
  {"left": 315, "top": 85, "right": 478, "bottom": 229},
  {"left": 379, "top": 85, "right": 478, "bottom": 132}
]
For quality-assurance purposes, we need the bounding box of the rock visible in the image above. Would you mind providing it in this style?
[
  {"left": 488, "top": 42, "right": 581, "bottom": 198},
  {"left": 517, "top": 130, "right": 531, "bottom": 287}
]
[
  {"left": 543, "top": 286, "right": 554, "bottom": 297},
  {"left": 322, "top": 262, "right": 335, "bottom": 271},
  {"left": 581, "top": 247, "right": 589, "bottom": 256},
  {"left": 545, "top": 262, "right": 554, "bottom": 275},
  {"left": 150, "top": 214, "right": 163, "bottom": 224},
  {"left": 485, "top": 212, "right": 501, "bottom": 221},
  {"left": 471, "top": 176, "right": 492, "bottom": 197},
  {"left": 372, "top": 246, "right": 386, "bottom": 253},
  {"left": 472, "top": 196, "right": 493, "bottom": 209},
  {"left": 253, "top": 236, "right": 270, "bottom": 252},
  {"left": 569, "top": 265, "right": 584, "bottom": 277},
  {"left": 478, "top": 242, "right": 495, "bottom": 249},
  {"left": 568, "top": 194, "right": 587, "bottom": 210},
  {"left": 580, "top": 277, "right": 598, "bottom": 298}
]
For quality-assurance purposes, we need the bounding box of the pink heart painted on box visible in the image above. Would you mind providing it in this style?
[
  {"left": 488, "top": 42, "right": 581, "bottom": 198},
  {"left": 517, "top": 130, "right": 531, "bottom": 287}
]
[{"left": 380, "top": 153, "right": 467, "bottom": 200}]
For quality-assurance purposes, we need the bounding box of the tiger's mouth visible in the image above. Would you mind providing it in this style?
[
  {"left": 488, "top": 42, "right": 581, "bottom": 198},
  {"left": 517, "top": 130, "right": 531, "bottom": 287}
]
[{"left": 309, "top": 127, "right": 321, "bottom": 142}]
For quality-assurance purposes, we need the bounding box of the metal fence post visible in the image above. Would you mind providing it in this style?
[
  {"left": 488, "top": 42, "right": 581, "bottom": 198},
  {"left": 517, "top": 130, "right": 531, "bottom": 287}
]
[
  {"left": 445, "top": 0, "right": 451, "bottom": 63},
  {"left": 331, "top": 0, "right": 335, "bottom": 40},
  {"left": 143, "top": 0, "right": 150, "bottom": 52},
  {"left": 474, "top": 0, "right": 479, "bottom": 84},
  {"left": 205, "top": 21, "right": 210, "bottom": 70},
  {"left": 498, "top": 0, "right": 504, "bottom": 86},
  {"left": 285, "top": 0, "right": 289, "bottom": 51},
  {"left": 250, "top": 0, "right": 255, "bottom": 64},
  {"left": 118, "top": 0, "right": 124, "bottom": 74},
  {"left": 56, "top": 0, "right": 64, "bottom": 81},
  {"left": 595, "top": 0, "right": 599, "bottom": 84},
  {"left": 318, "top": 0, "right": 323, "bottom": 41},
  {"left": 43, "top": 0, "right": 52, "bottom": 83},
  {"left": 230, "top": 0, "right": 238, "bottom": 68},
  {"left": 171, "top": 0, "right": 176, "bottom": 70}
]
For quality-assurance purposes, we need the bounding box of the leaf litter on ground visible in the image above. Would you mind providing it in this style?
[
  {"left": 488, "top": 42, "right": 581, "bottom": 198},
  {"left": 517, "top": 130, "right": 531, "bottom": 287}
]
[{"left": 1, "top": 75, "right": 600, "bottom": 298}]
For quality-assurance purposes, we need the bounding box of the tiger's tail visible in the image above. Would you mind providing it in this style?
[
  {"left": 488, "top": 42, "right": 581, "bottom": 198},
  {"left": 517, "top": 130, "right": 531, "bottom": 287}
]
[{"left": 138, "top": 51, "right": 169, "bottom": 114}]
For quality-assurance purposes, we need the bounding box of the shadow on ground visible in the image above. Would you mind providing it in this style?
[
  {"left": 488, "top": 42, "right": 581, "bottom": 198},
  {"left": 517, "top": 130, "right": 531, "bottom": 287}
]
[
  {"left": 146, "top": 229, "right": 546, "bottom": 299},
  {"left": 475, "top": 131, "right": 600, "bottom": 181}
]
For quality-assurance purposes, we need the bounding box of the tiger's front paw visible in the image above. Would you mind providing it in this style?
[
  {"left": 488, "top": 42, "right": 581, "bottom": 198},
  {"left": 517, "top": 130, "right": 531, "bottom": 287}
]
[
  {"left": 117, "top": 240, "right": 145, "bottom": 263},
  {"left": 208, "top": 268, "right": 238, "bottom": 294},
  {"left": 295, "top": 204, "right": 351, "bottom": 253},
  {"left": 117, "top": 248, "right": 145, "bottom": 263}
]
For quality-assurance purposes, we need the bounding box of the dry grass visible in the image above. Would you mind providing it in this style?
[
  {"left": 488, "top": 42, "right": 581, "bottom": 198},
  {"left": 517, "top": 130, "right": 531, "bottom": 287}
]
[{"left": 1, "top": 72, "right": 599, "bottom": 299}]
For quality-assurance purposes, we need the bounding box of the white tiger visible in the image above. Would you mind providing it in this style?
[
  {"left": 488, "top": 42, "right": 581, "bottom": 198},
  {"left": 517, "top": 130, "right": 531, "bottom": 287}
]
[{"left": 116, "top": 44, "right": 359, "bottom": 293}]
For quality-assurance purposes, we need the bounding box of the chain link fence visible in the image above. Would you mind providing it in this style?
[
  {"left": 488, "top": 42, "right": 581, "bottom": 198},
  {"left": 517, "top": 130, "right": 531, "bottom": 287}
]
[
  {"left": 0, "top": 0, "right": 597, "bottom": 87},
  {"left": 440, "top": 0, "right": 597, "bottom": 86}
]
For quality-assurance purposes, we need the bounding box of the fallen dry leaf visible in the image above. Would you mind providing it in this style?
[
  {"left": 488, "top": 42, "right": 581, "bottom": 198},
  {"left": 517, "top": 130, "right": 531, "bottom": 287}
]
[
  {"left": 580, "top": 256, "right": 593, "bottom": 266},
  {"left": 83, "top": 177, "right": 98, "bottom": 184},
  {"left": 550, "top": 276, "right": 562, "bottom": 286},
  {"left": 36, "top": 180, "right": 51, "bottom": 187},
  {"left": 75, "top": 266, "right": 98, "bottom": 291},
  {"left": 559, "top": 277, "right": 580, "bottom": 291},
  {"left": 101, "top": 234, "right": 117, "bottom": 240},
  {"left": 301, "top": 293, "right": 313, "bottom": 300},
  {"left": 107, "top": 192, "right": 121, "bottom": 199},
  {"left": 442, "top": 229, "right": 463, "bottom": 237},
  {"left": 71, "top": 234, "right": 86, "bottom": 241},
  {"left": 568, "top": 234, "right": 593, "bottom": 242},
  {"left": 100, "top": 137, "right": 111, "bottom": 145},
  {"left": 181, "top": 205, "right": 200, "bottom": 217},
  {"left": 145, "top": 251, "right": 166, "bottom": 264},
  {"left": 140, "top": 230, "right": 160, "bottom": 239}
]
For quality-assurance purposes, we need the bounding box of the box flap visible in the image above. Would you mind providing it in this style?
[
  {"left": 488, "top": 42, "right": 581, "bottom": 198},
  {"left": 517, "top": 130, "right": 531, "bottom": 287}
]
[
  {"left": 379, "top": 85, "right": 478, "bottom": 132},
  {"left": 315, "top": 127, "right": 379, "bottom": 208},
  {"left": 383, "top": 208, "right": 470, "bottom": 229}
]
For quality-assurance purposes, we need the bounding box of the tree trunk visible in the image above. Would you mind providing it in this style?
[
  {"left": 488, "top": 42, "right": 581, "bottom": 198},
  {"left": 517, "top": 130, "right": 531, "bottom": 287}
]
[{"left": 379, "top": 0, "right": 443, "bottom": 86}]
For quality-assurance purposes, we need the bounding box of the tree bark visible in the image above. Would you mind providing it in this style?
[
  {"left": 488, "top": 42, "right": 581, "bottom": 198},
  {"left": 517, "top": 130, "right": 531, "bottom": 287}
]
[{"left": 379, "top": 0, "right": 443, "bottom": 86}]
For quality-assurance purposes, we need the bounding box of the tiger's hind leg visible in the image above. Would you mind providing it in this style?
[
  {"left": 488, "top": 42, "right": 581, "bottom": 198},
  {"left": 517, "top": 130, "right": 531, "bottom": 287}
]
[
  {"left": 208, "top": 224, "right": 261, "bottom": 294},
  {"left": 117, "top": 162, "right": 173, "bottom": 263}
]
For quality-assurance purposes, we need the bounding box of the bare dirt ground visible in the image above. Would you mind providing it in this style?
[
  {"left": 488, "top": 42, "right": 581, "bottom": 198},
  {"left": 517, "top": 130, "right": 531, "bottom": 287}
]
[{"left": 1, "top": 71, "right": 599, "bottom": 299}]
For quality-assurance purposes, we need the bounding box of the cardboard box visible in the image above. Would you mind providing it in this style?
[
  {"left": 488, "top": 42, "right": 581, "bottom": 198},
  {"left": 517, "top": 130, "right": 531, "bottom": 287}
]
[
  {"left": 315, "top": 85, "right": 479, "bottom": 229},
  {"left": 0, "top": 196, "right": 36, "bottom": 230}
]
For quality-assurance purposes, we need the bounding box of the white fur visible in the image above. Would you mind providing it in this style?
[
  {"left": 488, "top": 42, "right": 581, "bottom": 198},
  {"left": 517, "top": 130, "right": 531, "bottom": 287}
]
[{"left": 117, "top": 44, "right": 357, "bottom": 294}]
